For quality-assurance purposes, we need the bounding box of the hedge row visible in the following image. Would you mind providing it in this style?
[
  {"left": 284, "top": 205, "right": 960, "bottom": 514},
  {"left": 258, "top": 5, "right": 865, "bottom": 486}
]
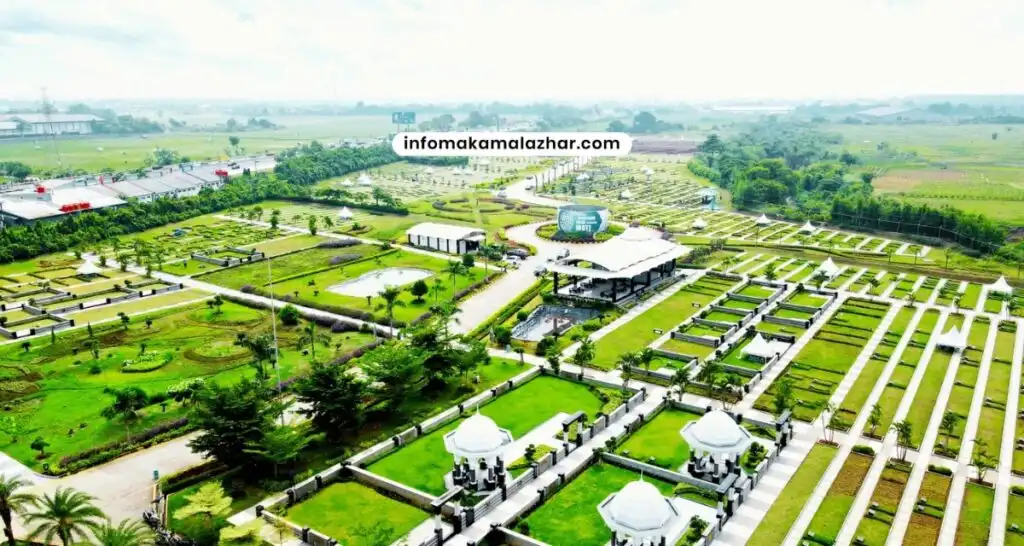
[{"left": 55, "top": 418, "right": 195, "bottom": 475}]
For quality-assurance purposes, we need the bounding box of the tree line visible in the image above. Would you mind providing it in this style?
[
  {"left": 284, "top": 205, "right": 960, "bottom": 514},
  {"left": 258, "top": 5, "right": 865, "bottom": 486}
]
[
  {"left": 690, "top": 121, "right": 1007, "bottom": 253},
  {"left": 272, "top": 142, "right": 400, "bottom": 186}
]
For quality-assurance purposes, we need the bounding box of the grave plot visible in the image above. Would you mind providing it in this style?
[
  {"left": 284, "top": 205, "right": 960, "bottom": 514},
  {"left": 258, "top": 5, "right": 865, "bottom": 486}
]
[
  {"left": 889, "top": 274, "right": 922, "bottom": 300},
  {"left": 824, "top": 267, "right": 861, "bottom": 290},
  {"left": 1006, "top": 492, "right": 1024, "bottom": 545},
  {"left": 984, "top": 292, "right": 1005, "bottom": 314},
  {"left": 971, "top": 321, "right": 1016, "bottom": 459},
  {"left": 846, "top": 269, "right": 885, "bottom": 294},
  {"left": 590, "top": 274, "right": 740, "bottom": 370},
  {"left": 615, "top": 408, "right": 704, "bottom": 470},
  {"left": 867, "top": 273, "right": 897, "bottom": 296},
  {"left": 755, "top": 299, "right": 893, "bottom": 422},
  {"left": 916, "top": 276, "right": 942, "bottom": 302},
  {"left": 835, "top": 307, "right": 917, "bottom": 431},
  {"left": 366, "top": 376, "right": 609, "bottom": 495},
  {"left": 903, "top": 313, "right": 967, "bottom": 448},
  {"left": 903, "top": 468, "right": 952, "bottom": 546},
  {"left": 801, "top": 451, "right": 875, "bottom": 544},
  {"left": 960, "top": 282, "right": 983, "bottom": 310},
  {"left": 849, "top": 460, "right": 913, "bottom": 545},
  {"left": 933, "top": 317, "right": 991, "bottom": 458},
  {"left": 955, "top": 482, "right": 994, "bottom": 545},
  {"left": 748, "top": 443, "right": 838, "bottom": 546},
  {"left": 862, "top": 309, "right": 942, "bottom": 438},
  {"left": 96, "top": 216, "right": 283, "bottom": 264},
  {"left": 734, "top": 257, "right": 775, "bottom": 276}
]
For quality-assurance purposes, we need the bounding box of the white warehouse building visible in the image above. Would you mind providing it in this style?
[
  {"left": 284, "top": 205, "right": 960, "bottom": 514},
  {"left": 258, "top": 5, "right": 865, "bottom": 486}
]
[{"left": 406, "top": 223, "right": 486, "bottom": 255}]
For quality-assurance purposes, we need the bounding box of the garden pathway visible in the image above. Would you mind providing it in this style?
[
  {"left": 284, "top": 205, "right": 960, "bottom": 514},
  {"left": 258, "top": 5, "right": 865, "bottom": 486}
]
[
  {"left": 886, "top": 313, "right": 978, "bottom": 545},
  {"left": 833, "top": 311, "right": 949, "bottom": 546},
  {"left": 936, "top": 317, "right": 1000, "bottom": 546},
  {"left": 779, "top": 302, "right": 912, "bottom": 546},
  {"left": 990, "top": 319, "right": 1023, "bottom": 546}
]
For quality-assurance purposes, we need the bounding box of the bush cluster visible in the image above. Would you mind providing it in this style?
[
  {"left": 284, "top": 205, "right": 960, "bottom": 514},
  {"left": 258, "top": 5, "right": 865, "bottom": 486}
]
[{"left": 56, "top": 418, "right": 193, "bottom": 474}]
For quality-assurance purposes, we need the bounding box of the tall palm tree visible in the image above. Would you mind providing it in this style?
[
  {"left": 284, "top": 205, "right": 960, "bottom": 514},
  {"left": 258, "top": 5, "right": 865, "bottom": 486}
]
[
  {"left": 444, "top": 261, "right": 467, "bottom": 293},
  {"left": 93, "top": 519, "right": 156, "bottom": 546},
  {"left": 25, "top": 487, "right": 105, "bottom": 546},
  {"left": 572, "top": 336, "right": 596, "bottom": 378},
  {"left": 297, "top": 322, "right": 330, "bottom": 362},
  {"left": 892, "top": 420, "right": 913, "bottom": 461},
  {"left": 375, "top": 286, "right": 405, "bottom": 336},
  {"left": 0, "top": 474, "right": 38, "bottom": 545},
  {"left": 236, "top": 333, "right": 275, "bottom": 380},
  {"left": 940, "top": 411, "right": 960, "bottom": 453},
  {"left": 616, "top": 352, "right": 639, "bottom": 391},
  {"left": 637, "top": 347, "right": 656, "bottom": 375},
  {"left": 671, "top": 368, "right": 692, "bottom": 401}
]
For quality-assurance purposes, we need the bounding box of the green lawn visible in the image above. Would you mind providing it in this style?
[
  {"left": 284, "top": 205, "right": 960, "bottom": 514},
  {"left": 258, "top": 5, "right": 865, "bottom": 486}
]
[
  {"left": 748, "top": 443, "right": 838, "bottom": 546},
  {"left": 805, "top": 452, "right": 874, "bottom": 543},
  {"left": 757, "top": 299, "right": 892, "bottom": 421},
  {"left": 960, "top": 283, "right": 983, "bottom": 310},
  {"left": 64, "top": 288, "right": 209, "bottom": 323},
  {"left": 786, "top": 291, "right": 828, "bottom": 308},
  {"left": 852, "top": 463, "right": 910, "bottom": 545},
  {"left": 199, "top": 243, "right": 384, "bottom": 288},
  {"left": 836, "top": 307, "right": 915, "bottom": 429},
  {"left": 904, "top": 470, "right": 950, "bottom": 546},
  {"left": 904, "top": 314, "right": 966, "bottom": 447},
  {"left": 0, "top": 300, "right": 375, "bottom": 469},
  {"left": 250, "top": 234, "right": 328, "bottom": 255},
  {"left": 936, "top": 318, "right": 991, "bottom": 457},
  {"left": 1007, "top": 493, "right": 1024, "bottom": 546},
  {"left": 616, "top": 409, "right": 702, "bottom": 469},
  {"left": 367, "top": 376, "right": 604, "bottom": 495},
  {"left": 955, "top": 483, "right": 994, "bottom": 546},
  {"left": 284, "top": 481, "right": 427, "bottom": 544},
  {"left": 973, "top": 322, "right": 1016, "bottom": 455},
  {"left": 591, "top": 275, "right": 738, "bottom": 369},
  {"left": 526, "top": 462, "right": 675, "bottom": 546}
]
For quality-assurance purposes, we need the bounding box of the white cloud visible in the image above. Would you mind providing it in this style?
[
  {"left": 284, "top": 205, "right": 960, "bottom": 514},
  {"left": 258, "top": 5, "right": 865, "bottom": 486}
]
[{"left": 0, "top": 0, "right": 1020, "bottom": 103}]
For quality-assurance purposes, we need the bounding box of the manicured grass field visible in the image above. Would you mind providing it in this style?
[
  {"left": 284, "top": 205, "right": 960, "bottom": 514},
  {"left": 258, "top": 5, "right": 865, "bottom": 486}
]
[
  {"left": 748, "top": 443, "right": 838, "bottom": 546},
  {"left": 904, "top": 470, "right": 951, "bottom": 546},
  {"left": 736, "top": 284, "right": 775, "bottom": 299},
  {"left": 1007, "top": 493, "right": 1024, "bottom": 546},
  {"left": 903, "top": 313, "right": 966, "bottom": 447},
  {"left": 833, "top": 308, "right": 913, "bottom": 430},
  {"left": 955, "top": 482, "right": 994, "bottom": 545},
  {"left": 852, "top": 463, "right": 910, "bottom": 545},
  {"left": 786, "top": 291, "right": 828, "bottom": 308},
  {"left": 973, "top": 322, "right": 1016, "bottom": 455},
  {"left": 64, "top": 288, "right": 209, "bottom": 323},
  {"left": 863, "top": 309, "right": 941, "bottom": 437},
  {"left": 804, "top": 452, "right": 874, "bottom": 542},
  {"left": 525, "top": 462, "right": 675, "bottom": 546},
  {"left": 591, "top": 274, "right": 738, "bottom": 369},
  {"left": 0, "top": 300, "right": 376, "bottom": 469},
  {"left": 960, "top": 283, "right": 983, "bottom": 310},
  {"left": 285, "top": 481, "right": 427, "bottom": 544},
  {"left": 757, "top": 299, "right": 892, "bottom": 421},
  {"left": 935, "top": 318, "right": 990, "bottom": 457},
  {"left": 616, "top": 409, "right": 702, "bottom": 468},
  {"left": 249, "top": 234, "right": 327, "bottom": 255},
  {"left": 367, "top": 376, "right": 603, "bottom": 494},
  {"left": 199, "top": 243, "right": 384, "bottom": 288}
]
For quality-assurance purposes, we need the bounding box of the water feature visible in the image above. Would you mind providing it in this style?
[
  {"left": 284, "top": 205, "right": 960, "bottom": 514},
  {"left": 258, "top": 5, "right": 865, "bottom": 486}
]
[
  {"left": 511, "top": 305, "right": 600, "bottom": 342},
  {"left": 328, "top": 267, "right": 433, "bottom": 298}
]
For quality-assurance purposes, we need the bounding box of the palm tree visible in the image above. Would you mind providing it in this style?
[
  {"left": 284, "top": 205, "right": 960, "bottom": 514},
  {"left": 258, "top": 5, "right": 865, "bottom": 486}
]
[
  {"left": 443, "top": 261, "right": 467, "bottom": 293},
  {"left": 697, "top": 359, "right": 721, "bottom": 389},
  {"left": 671, "top": 368, "right": 692, "bottom": 401},
  {"left": 0, "top": 474, "right": 38, "bottom": 545},
  {"left": 297, "top": 322, "right": 330, "bottom": 362},
  {"left": 236, "top": 333, "right": 275, "bottom": 380},
  {"left": 892, "top": 420, "right": 913, "bottom": 461},
  {"left": 572, "top": 336, "right": 596, "bottom": 377},
  {"left": 375, "top": 286, "right": 405, "bottom": 335},
  {"left": 616, "top": 352, "right": 638, "bottom": 391},
  {"left": 431, "top": 278, "right": 444, "bottom": 305},
  {"left": 819, "top": 401, "right": 836, "bottom": 443},
  {"left": 940, "top": 411, "right": 960, "bottom": 453},
  {"left": 868, "top": 403, "right": 882, "bottom": 437},
  {"left": 93, "top": 519, "right": 156, "bottom": 546},
  {"left": 637, "top": 347, "right": 656, "bottom": 375},
  {"left": 25, "top": 487, "right": 105, "bottom": 546}
]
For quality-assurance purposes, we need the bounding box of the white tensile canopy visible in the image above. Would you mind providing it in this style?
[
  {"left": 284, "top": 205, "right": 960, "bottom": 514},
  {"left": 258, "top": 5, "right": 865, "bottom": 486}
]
[
  {"left": 598, "top": 480, "right": 682, "bottom": 542},
  {"left": 357, "top": 173, "right": 373, "bottom": 185},
  {"left": 742, "top": 334, "right": 778, "bottom": 359},
  {"left": 936, "top": 325, "right": 966, "bottom": 350},
  {"left": 577, "top": 173, "right": 590, "bottom": 181},
  {"left": 817, "top": 257, "right": 841, "bottom": 279},
  {"left": 692, "top": 217, "right": 708, "bottom": 230},
  {"left": 338, "top": 207, "right": 353, "bottom": 220},
  {"left": 424, "top": 167, "right": 434, "bottom": 174},
  {"left": 799, "top": 221, "right": 815, "bottom": 233},
  {"left": 443, "top": 412, "right": 513, "bottom": 464},
  {"left": 988, "top": 276, "right": 1013, "bottom": 295},
  {"left": 756, "top": 214, "right": 771, "bottom": 226},
  {"left": 681, "top": 410, "right": 753, "bottom": 457},
  {"left": 341, "top": 178, "right": 354, "bottom": 186},
  {"left": 620, "top": 189, "right": 633, "bottom": 200},
  {"left": 76, "top": 262, "right": 102, "bottom": 276}
]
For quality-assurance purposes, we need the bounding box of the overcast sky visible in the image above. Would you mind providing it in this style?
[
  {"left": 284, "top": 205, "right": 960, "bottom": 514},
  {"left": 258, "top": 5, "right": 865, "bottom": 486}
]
[{"left": 1, "top": 0, "right": 1020, "bottom": 104}]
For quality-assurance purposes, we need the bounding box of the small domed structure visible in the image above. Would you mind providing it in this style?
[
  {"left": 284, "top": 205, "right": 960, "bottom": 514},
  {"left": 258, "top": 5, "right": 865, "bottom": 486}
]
[
  {"left": 598, "top": 480, "right": 680, "bottom": 542},
  {"left": 681, "top": 410, "right": 752, "bottom": 457},
  {"left": 443, "top": 412, "right": 513, "bottom": 465},
  {"left": 692, "top": 217, "right": 708, "bottom": 230}
]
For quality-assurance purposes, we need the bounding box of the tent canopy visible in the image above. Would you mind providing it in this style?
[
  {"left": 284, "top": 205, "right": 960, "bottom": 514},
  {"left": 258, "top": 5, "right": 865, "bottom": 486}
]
[
  {"left": 988, "top": 276, "right": 1013, "bottom": 295},
  {"left": 76, "top": 262, "right": 101, "bottom": 276},
  {"left": 338, "top": 207, "right": 353, "bottom": 220},
  {"left": 936, "top": 325, "right": 966, "bottom": 350},
  {"left": 692, "top": 218, "right": 708, "bottom": 230},
  {"left": 817, "top": 257, "right": 841, "bottom": 279},
  {"left": 756, "top": 214, "right": 770, "bottom": 225},
  {"left": 799, "top": 221, "right": 815, "bottom": 233},
  {"left": 742, "top": 334, "right": 777, "bottom": 359}
]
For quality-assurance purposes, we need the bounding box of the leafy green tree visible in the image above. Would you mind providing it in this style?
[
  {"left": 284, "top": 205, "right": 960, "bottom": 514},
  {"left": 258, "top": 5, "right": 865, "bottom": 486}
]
[
  {"left": 771, "top": 378, "right": 794, "bottom": 416},
  {"left": 228, "top": 136, "right": 240, "bottom": 148},
  {"left": 235, "top": 333, "right": 276, "bottom": 380},
  {"left": 544, "top": 344, "right": 561, "bottom": 374},
  {"left": 30, "top": 437, "right": 48, "bottom": 458},
  {"left": 444, "top": 261, "right": 467, "bottom": 293},
  {"left": 25, "top": 488, "right": 105, "bottom": 546},
  {"left": 278, "top": 304, "right": 300, "bottom": 326},
  {"left": 868, "top": 403, "right": 882, "bottom": 437},
  {"left": 572, "top": 336, "right": 596, "bottom": 373},
  {"left": 461, "top": 253, "right": 475, "bottom": 269},
  {"left": 188, "top": 378, "right": 285, "bottom": 467},
  {"left": 0, "top": 474, "right": 38, "bottom": 545},
  {"left": 308, "top": 216, "right": 318, "bottom": 236},
  {"left": 244, "top": 425, "right": 315, "bottom": 478},
  {"left": 616, "top": 351, "right": 639, "bottom": 391},
  {"left": 456, "top": 340, "right": 488, "bottom": 385},
  {"left": 361, "top": 344, "right": 424, "bottom": 411},
  {"left": 174, "top": 482, "right": 232, "bottom": 529},
  {"left": 298, "top": 322, "right": 330, "bottom": 362},
  {"left": 93, "top": 518, "right": 156, "bottom": 546},
  {"left": 101, "top": 386, "right": 149, "bottom": 443},
  {"left": 410, "top": 279, "right": 429, "bottom": 302},
  {"left": 892, "top": 420, "right": 912, "bottom": 461},
  {"left": 219, "top": 519, "right": 264, "bottom": 546},
  {"left": 375, "top": 286, "right": 405, "bottom": 335},
  {"left": 940, "top": 411, "right": 960, "bottom": 452},
  {"left": 295, "top": 362, "right": 367, "bottom": 438},
  {"left": 672, "top": 368, "right": 692, "bottom": 401}
]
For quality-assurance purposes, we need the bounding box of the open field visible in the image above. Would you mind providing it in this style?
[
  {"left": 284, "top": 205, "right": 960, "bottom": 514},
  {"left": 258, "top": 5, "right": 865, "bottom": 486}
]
[{"left": 616, "top": 409, "right": 702, "bottom": 468}]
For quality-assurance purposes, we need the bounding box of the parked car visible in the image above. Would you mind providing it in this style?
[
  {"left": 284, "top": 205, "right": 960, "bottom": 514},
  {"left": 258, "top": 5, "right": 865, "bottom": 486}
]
[
  {"left": 534, "top": 265, "right": 547, "bottom": 276},
  {"left": 506, "top": 248, "right": 529, "bottom": 259}
]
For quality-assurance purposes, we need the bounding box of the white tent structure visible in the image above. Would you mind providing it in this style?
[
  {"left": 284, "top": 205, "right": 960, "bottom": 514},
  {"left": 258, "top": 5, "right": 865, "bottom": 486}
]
[
  {"left": 357, "top": 173, "right": 373, "bottom": 186},
  {"left": 337, "top": 207, "right": 353, "bottom": 220},
  {"left": 577, "top": 172, "right": 590, "bottom": 181},
  {"left": 619, "top": 189, "right": 633, "bottom": 200},
  {"left": 692, "top": 217, "right": 708, "bottom": 230},
  {"left": 424, "top": 167, "right": 434, "bottom": 175},
  {"left": 742, "top": 334, "right": 780, "bottom": 361},
  {"left": 340, "top": 178, "right": 354, "bottom": 187},
  {"left": 681, "top": 410, "right": 753, "bottom": 458},
  {"left": 816, "top": 257, "right": 842, "bottom": 280},
  {"left": 988, "top": 276, "right": 1013, "bottom": 295},
  {"left": 799, "top": 221, "right": 815, "bottom": 233},
  {"left": 76, "top": 262, "right": 102, "bottom": 277},
  {"left": 936, "top": 325, "right": 966, "bottom": 351},
  {"left": 597, "top": 480, "right": 683, "bottom": 544},
  {"left": 756, "top": 214, "right": 771, "bottom": 226},
  {"left": 442, "top": 412, "right": 513, "bottom": 465}
]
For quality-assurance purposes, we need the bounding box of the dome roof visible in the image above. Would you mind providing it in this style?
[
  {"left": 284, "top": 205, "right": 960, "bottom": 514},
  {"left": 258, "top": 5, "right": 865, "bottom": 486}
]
[
  {"left": 598, "top": 480, "right": 679, "bottom": 537},
  {"left": 76, "top": 262, "right": 101, "bottom": 275},
  {"left": 443, "top": 413, "right": 513, "bottom": 459},
  {"left": 693, "top": 218, "right": 708, "bottom": 229},
  {"left": 338, "top": 207, "right": 353, "bottom": 219},
  {"left": 681, "top": 410, "right": 752, "bottom": 455}
]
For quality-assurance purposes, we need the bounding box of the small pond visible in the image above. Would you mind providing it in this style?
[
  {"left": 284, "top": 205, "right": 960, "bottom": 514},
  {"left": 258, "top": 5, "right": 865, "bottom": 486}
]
[
  {"left": 511, "top": 305, "right": 599, "bottom": 342},
  {"left": 328, "top": 267, "right": 433, "bottom": 298}
]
